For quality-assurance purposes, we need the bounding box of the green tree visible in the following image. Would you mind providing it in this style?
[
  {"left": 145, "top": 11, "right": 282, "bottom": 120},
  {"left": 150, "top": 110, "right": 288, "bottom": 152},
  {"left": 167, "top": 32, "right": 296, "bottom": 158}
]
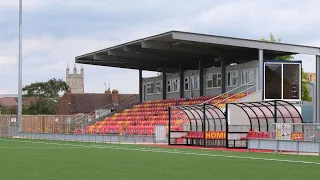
[
  {"left": 0, "top": 105, "right": 17, "bottom": 115},
  {"left": 259, "top": 33, "right": 311, "bottom": 101},
  {"left": 23, "top": 98, "right": 58, "bottom": 115},
  {"left": 22, "top": 78, "right": 69, "bottom": 98},
  {"left": 22, "top": 78, "right": 68, "bottom": 115}
]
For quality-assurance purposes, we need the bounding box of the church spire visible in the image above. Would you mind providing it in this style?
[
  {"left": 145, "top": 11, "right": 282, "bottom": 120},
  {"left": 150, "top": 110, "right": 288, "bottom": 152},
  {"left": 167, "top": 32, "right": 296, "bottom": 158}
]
[
  {"left": 80, "top": 65, "right": 84, "bottom": 74},
  {"left": 73, "top": 63, "right": 77, "bottom": 74},
  {"left": 66, "top": 64, "right": 69, "bottom": 74}
]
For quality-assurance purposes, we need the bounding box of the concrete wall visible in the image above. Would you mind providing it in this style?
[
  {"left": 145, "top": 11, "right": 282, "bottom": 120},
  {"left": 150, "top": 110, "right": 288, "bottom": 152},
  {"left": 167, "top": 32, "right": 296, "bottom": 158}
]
[{"left": 142, "top": 61, "right": 259, "bottom": 101}]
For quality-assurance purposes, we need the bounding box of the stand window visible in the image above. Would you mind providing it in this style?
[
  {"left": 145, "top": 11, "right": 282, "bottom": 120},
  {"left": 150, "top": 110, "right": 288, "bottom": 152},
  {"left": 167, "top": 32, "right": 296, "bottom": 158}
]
[
  {"left": 146, "top": 82, "right": 154, "bottom": 95},
  {"left": 195, "top": 76, "right": 200, "bottom": 90},
  {"left": 241, "top": 68, "right": 254, "bottom": 85},
  {"left": 155, "top": 81, "right": 162, "bottom": 94},
  {"left": 227, "top": 71, "right": 238, "bottom": 87},
  {"left": 184, "top": 77, "right": 189, "bottom": 91}
]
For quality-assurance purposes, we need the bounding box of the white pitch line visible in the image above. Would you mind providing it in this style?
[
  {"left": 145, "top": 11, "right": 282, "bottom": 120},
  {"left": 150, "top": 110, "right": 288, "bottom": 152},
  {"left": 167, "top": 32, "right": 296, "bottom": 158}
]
[
  {"left": 0, "top": 139, "right": 118, "bottom": 148},
  {"left": 1, "top": 139, "right": 320, "bottom": 165},
  {"left": 0, "top": 147, "right": 90, "bottom": 149}
]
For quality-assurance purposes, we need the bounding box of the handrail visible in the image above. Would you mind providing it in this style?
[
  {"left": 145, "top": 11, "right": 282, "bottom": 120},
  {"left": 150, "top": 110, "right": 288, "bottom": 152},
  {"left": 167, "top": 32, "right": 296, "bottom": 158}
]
[
  {"left": 200, "top": 79, "right": 256, "bottom": 105},
  {"left": 74, "top": 94, "right": 138, "bottom": 125},
  {"left": 170, "top": 79, "right": 256, "bottom": 125},
  {"left": 213, "top": 84, "right": 256, "bottom": 108},
  {"left": 97, "top": 94, "right": 138, "bottom": 111}
]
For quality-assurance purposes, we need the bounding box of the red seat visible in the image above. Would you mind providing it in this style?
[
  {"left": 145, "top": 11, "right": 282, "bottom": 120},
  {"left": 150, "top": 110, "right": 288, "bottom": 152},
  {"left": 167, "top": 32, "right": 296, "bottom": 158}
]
[
  {"left": 257, "top": 132, "right": 264, "bottom": 139},
  {"left": 252, "top": 132, "right": 259, "bottom": 139},
  {"left": 261, "top": 132, "right": 270, "bottom": 139},
  {"left": 190, "top": 132, "right": 197, "bottom": 139},
  {"left": 181, "top": 131, "right": 192, "bottom": 138},
  {"left": 241, "top": 131, "right": 253, "bottom": 140}
]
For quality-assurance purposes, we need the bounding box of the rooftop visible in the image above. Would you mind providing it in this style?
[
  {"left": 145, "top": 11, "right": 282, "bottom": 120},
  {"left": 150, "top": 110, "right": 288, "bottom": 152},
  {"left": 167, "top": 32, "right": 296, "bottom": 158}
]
[{"left": 76, "top": 30, "right": 320, "bottom": 72}]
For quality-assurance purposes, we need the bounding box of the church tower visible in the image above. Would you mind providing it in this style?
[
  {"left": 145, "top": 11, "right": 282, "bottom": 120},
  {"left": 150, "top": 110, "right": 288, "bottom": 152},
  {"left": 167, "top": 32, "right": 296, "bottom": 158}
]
[{"left": 66, "top": 64, "right": 84, "bottom": 93}]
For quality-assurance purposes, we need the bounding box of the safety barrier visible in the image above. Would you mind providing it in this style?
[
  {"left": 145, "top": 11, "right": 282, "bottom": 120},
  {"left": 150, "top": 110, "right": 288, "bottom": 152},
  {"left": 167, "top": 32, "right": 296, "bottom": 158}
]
[
  {"left": 248, "top": 139, "right": 320, "bottom": 155},
  {"left": 17, "top": 132, "right": 167, "bottom": 144}
]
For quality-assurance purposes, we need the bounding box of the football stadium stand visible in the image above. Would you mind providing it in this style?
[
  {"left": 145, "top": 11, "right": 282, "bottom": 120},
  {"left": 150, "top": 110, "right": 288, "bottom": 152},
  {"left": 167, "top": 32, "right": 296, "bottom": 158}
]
[{"left": 83, "top": 93, "right": 249, "bottom": 135}]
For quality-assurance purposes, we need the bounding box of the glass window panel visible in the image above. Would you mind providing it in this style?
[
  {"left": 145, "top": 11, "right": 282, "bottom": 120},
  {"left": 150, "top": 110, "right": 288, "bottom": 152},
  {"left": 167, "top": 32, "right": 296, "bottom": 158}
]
[
  {"left": 283, "top": 64, "right": 300, "bottom": 99},
  {"left": 265, "top": 64, "right": 282, "bottom": 99},
  {"left": 195, "top": 76, "right": 200, "bottom": 90}
]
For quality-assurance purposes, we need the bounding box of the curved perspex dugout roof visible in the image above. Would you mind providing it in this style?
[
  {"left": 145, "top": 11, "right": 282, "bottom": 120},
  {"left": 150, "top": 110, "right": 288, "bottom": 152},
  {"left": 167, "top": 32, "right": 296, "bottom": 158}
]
[
  {"left": 170, "top": 100, "right": 303, "bottom": 133},
  {"left": 227, "top": 100, "right": 303, "bottom": 132},
  {"left": 173, "top": 104, "right": 226, "bottom": 132}
]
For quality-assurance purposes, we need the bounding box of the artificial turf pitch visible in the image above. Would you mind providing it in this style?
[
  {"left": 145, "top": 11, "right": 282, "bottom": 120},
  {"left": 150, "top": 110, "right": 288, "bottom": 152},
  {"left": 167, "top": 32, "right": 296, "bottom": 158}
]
[{"left": 0, "top": 138, "right": 319, "bottom": 180}]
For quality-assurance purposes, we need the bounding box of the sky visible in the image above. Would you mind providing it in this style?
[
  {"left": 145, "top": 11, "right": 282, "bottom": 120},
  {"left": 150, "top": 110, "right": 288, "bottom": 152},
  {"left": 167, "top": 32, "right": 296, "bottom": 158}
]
[{"left": 1, "top": 0, "right": 320, "bottom": 95}]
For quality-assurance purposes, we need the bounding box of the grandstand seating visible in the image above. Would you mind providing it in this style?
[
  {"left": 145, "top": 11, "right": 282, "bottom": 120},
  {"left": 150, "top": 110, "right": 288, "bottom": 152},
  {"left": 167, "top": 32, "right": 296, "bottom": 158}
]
[
  {"left": 241, "top": 131, "right": 272, "bottom": 140},
  {"left": 83, "top": 93, "right": 249, "bottom": 135}
]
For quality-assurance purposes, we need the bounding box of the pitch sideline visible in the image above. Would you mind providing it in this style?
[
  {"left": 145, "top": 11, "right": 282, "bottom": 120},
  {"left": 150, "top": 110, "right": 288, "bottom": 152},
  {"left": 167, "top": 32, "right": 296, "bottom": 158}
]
[{"left": 1, "top": 138, "right": 320, "bottom": 165}]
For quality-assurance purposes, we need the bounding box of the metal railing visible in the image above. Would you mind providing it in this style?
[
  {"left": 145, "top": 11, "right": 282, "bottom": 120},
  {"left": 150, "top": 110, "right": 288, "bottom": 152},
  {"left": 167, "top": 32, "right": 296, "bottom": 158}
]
[
  {"left": 74, "top": 94, "right": 139, "bottom": 127},
  {"left": 170, "top": 79, "right": 256, "bottom": 124},
  {"left": 248, "top": 123, "right": 320, "bottom": 155},
  {"left": 17, "top": 132, "right": 166, "bottom": 144},
  {"left": 212, "top": 80, "right": 256, "bottom": 108},
  {"left": 269, "top": 123, "right": 320, "bottom": 142},
  {"left": 202, "top": 79, "right": 256, "bottom": 106},
  {"left": 95, "top": 94, "right": 139, "bottom": 118}
]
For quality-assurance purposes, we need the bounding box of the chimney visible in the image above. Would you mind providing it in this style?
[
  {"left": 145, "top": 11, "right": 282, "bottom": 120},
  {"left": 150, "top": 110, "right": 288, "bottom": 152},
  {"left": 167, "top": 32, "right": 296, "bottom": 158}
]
[
  {"left": 112, "top": 89, "right": 119, "bottom": 102},
  {"left": 105, "top": 88, "right": 111, "bottom": 94}
]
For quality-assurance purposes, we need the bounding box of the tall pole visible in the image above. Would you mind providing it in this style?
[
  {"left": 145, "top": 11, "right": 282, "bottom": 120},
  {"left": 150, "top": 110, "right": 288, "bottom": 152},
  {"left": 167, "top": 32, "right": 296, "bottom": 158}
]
[
  {"left": 313, "top": 82, "right": 316, "bottom": 123},
  {"left": 18, "top": 0, "right": 23, "bottom": 132},
  {"left": 316, "top": 55, "right": 320, "bottom": 123}
]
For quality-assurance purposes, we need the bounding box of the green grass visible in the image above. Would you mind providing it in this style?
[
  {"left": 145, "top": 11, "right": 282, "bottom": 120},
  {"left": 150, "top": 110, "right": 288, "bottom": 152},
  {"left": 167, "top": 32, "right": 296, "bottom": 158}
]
[{"left": 0, "top": 138, "right": 320, "bottom": 180}]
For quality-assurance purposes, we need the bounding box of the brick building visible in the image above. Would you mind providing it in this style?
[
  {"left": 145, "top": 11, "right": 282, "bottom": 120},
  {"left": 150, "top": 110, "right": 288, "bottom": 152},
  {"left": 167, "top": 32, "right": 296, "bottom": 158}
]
[
  {"left": 56, "top": 88, "right": 137, "bottom": 115},
  {"left": 306, "top": 72, "right": 316, "bottom": 82}
]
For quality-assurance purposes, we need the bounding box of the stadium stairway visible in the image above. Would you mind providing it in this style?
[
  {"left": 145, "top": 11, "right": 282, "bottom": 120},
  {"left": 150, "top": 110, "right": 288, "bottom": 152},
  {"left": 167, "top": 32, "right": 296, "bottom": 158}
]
[{"left": 81, "top": 93, "right": 249, "bottom": 135}]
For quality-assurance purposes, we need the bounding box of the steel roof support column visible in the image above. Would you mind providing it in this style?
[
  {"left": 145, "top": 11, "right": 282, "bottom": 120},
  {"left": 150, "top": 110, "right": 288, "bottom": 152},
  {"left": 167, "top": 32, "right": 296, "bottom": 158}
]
[
  {"left": 180, "top": 63, "right": 184, "bottom": 98},
  {"left": 221, "top": 57, "right": 226, "bottom": 93},
  {"left": 162, "top": 69, "right": 167, "bottom": 100},
  {"left": 199, "top": 59, "right": 204, "bottom": 96},
  {"left": 225, "top": 103, "right": 229, "bottom": 148},
  {"left": 312, "top": 82, "right": 316, "bottom": 123},
  {"left": 316, "top": 55, "right": 320, "bottom": 123},
  {"left": 139, "top": 69, "right": 143, "bottom": 103},
  {"left": 274, "top": 101, "right": 278, "bottom": 123},
  {"left": 259, "top": 49, "right": 264, "bottom": 90},
  {"left": 203, "top": 104, "right": 206, "bottom": 147},
  {"left": 168, "top": 106, "right": 171, "bottom": 145}
]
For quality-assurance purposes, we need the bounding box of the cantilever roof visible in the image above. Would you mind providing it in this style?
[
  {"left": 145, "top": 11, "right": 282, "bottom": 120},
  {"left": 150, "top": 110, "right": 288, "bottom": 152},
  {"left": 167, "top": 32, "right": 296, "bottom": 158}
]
[{"left": 76, "top": 30, "right": 320, "bottom": 72}]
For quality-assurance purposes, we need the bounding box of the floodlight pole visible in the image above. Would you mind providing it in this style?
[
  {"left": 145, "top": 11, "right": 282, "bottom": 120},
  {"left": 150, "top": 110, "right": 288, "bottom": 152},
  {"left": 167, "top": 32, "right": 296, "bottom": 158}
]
[
  {"left": 316, "top": 55, "right": 320, "bottom": 123},
  {"left": 17, "top": 0, "right": 23, "bottom": 132}
]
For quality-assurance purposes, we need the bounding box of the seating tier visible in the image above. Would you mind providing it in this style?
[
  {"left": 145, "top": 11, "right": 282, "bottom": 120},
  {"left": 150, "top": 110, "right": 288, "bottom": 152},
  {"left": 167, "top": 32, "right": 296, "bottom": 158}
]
[{"left": 84, "top": 93, "right": 250, "bottom": 135}]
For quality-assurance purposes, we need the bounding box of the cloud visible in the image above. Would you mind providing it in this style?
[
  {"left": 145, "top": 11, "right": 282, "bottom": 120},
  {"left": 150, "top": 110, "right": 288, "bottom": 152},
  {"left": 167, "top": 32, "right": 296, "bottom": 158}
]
[
  {"left": 0, "top": 27, "right": 163, "bottom": 94},
  {"left": 0, "top": 56, "right": 16, "bottom": 67},
  {"left": 0, "top": 89, "right": 9, "bottom": 94},
  {"left": 0, "top": 0, "right": 53, "bottom": 10},
  {"left": 196, "top": 0, "right": 320, "bottom": 41},
  {"left": 294, "top": 39, "right": 320, "bottom": 73},
  {"left": 1, "top": 0, "right": 320, "bottom": 95}
]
